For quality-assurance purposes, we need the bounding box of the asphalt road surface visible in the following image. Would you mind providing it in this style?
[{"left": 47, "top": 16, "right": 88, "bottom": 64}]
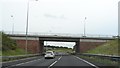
[{"left": 2, "top": 55, "right": 99, "bottom": 68}]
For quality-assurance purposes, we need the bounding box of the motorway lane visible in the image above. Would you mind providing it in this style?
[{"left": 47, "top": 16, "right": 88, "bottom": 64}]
[
  {"left": 2, "top": 56, "right": 43, "bottom": 67},
  {"left": 17, "top": 56, "right": 61, "bottom": 66},
  {"left": 53, "top": 56, "right": 91, "bottom": 66},
  {"left": 52, "top": 56, "right": 97, "bottom": 68},
  {"left": 3, "top": 56, "right": 98, "bottom": 68}
]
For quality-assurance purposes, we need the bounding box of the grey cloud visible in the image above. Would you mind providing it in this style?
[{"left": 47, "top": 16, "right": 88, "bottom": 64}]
[{"left": 44, "top": 14, "right": 66, "bottom": 19}]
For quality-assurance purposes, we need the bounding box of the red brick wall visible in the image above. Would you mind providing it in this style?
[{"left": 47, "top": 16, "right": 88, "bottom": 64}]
[
  {"left": 80, "top": 42, "right": 106, "bottom": 53},
  {"left": 16, "top": 40, "right": 40, "bottom": 54},
  {"left": 15, "top": 39, "right": 107, "bottom": 54}
]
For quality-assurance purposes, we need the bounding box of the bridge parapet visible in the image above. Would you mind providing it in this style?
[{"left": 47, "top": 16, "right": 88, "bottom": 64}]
[{"left": 4, "top": 31, "right": 117, "bottom": 40}]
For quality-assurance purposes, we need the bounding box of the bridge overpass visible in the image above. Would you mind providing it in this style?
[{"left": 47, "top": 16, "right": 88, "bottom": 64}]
[{"left": 7, "top": 33, "right": 116, "bottom": 54}]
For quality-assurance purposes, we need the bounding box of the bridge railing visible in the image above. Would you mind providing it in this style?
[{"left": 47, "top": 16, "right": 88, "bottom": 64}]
[{"left": 3, "top": 31, "right": 116, "bottom": 38}]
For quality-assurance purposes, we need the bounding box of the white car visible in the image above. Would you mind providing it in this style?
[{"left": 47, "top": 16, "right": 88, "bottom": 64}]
[{"left": 44, "top": 51, "right": 55, "bottom": 59}]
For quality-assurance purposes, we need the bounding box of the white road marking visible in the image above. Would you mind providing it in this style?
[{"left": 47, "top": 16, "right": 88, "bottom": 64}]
[
  {"left": 48, "top": 61, "right": 57, "bottom": 68},
  {"left": 11, "top": 58, "right": 43, "bottom": 66},
  {"left": 74, "top": 56, "right": 99, "bottom": 68},
  {"left": 3, "top": 56, "right": 38, "bottom": 63},
  {"left": 48, "top": 56, "right": 62, "bottom": 68},
  {"left": 58, "top": 56, "right": 62, "bottom": 60}
]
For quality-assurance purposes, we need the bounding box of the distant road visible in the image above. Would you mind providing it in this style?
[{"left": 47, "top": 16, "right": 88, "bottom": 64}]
[{"left": 2, "top": 55, "right": 98, "bottom": 68}]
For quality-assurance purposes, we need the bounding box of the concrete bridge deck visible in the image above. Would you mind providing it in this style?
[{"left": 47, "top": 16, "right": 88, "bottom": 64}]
[{"left": 7, "top": 34, "right": 116, "bottom": 40}]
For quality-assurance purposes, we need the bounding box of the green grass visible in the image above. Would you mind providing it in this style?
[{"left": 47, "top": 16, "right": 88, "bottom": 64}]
[
  {"left": 86, "top": 40, "right": 118, "bottom": 56},
  {"left": 2, "top": 48, "right": 32, "bottom": 56},
  {"left": 0, "top": 51, "right": 1, "bottom": 55},
  {"left": 79, "top": 55, "right": 118, "bottom": 66},
  {"left": 79, "top": 39, "right": 119, "bottom": 66},
  {"left": 0, "top": 51, "right": 1, "bottom": 62},
  {"left": 2, "top": 48, "right": 35, "bottom": 62}
]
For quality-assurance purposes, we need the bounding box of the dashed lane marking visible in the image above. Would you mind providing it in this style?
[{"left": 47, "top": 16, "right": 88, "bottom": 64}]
[
  {"left": 48, "top": 61, "right": 57, "bottom": 68},
  {"left": 58, "top": 56, "right": 62, "bottom": 60},
  {"left": 48, "top": 56, "right": 62, "bottom": 68}
]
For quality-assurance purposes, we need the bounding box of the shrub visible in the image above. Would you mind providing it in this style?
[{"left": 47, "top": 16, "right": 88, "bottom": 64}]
[{"left": 2, "top": 32, "right": 17, "bottom": 51}]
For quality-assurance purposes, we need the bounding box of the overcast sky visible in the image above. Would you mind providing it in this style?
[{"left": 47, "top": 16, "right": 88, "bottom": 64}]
[
  {"left": 44, "top": 41, "right": 75, "bottom": 49},
  {"left": 1, "top": 0, "right": 120, "bottom": 48},
  {"left": 1, "top": 0, "right": 119, "bottom": 35}
]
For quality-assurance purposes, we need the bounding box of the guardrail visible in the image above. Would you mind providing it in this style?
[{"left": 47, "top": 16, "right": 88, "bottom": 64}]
[
  {"left": 2, "top": 54, "right": 40, "bottom": 61},
  {"left": 78, "top": 53, "right": 120, "bottom": 61},
  {"left": 3, "top": 31, "right": 116, "bottom": 38}
]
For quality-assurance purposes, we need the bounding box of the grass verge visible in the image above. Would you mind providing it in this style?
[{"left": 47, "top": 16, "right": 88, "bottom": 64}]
[
  {"left": 0, "top": 51, "right": 2, "bottom": 56},
  {"left": 2, "top": 48, "right": 32, "bottom": 56},
  {"left": 86, "top": 40, "right": 118, "bottom": 56},
  {"left": 78, "top": 55, "right": 118, "bottom": 66},
  {"left": 2, "top": 48, "right": 38, "bottom": 62}
]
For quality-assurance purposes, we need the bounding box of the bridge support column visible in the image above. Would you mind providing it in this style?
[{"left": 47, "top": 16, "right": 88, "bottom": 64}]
[
  {"left": 39, "top": 40, "right": 44, "bottom": 54},
  {"left": 75, "top": 41, "right": 80, "bottom": 54}
]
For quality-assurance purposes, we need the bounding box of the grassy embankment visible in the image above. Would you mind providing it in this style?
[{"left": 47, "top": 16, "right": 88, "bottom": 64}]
[
  {"left": 0, "top": 36, "right": 1, "bottom": 55},
  {"left": 0, "top": 51, "right": 1, "bottom": 56},
  {"left": 2, "top": 48, "right": 28, "bottom": 56},
  {"left": 2, "top": 32, "right": 30, "bottom": 56},
  {"left": 1, "top": 32, "right": 34, "bottom": 61},
  {"left": 86, "top": 39, "right": 118, "bottom": 56},
  {"left": 79, "top": 40, "right": 119, "bottom": 65},
  {"left": 0, "top": 32, "right": 2, "bottom": 56}
]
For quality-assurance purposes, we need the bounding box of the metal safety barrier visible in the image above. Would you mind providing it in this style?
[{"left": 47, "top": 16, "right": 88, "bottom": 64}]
[
  {"left": 79, "top": 53, "right": 120, "bottom": 61},
  {"left": 2, "top": 54, "right": 40, "bottom": 61}
]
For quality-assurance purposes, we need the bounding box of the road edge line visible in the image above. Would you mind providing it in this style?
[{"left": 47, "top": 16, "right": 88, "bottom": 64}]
[
  {"left": 10, "top": 58, "right": 43, "bottom": 67},
  {"left": 74, "top": 56, "right": 99, "bottom": 68},
  {"left": 3, "top": 56, "right": 38, "bottom": 63}
]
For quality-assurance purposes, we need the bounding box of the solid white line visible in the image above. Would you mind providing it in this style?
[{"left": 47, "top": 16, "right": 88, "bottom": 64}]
[
  {"left": 3, "top": 56, "right": 37, "bottom": 63},
  {"left": 74, "top": 56, "right": 99, "bottom": 68},
  {"left": 12, "top": 62, "right": 25, "bottom": 66},
  {"left": 11, "top": 58, "right": 43, "bottom": 66},
  {"left": 48, "top": 61, "right": 57, "bottom": 68}
]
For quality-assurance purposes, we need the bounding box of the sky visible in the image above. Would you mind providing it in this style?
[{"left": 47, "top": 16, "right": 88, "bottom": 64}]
[
  {"left": 44, "top": 41, "right": 75, "bottom": 49},
  {"left": 118, "top": 1, "right": 120, "bottom": 36},
  {"left": 1, "top": 0, "right": 120, "bottom": 48}
]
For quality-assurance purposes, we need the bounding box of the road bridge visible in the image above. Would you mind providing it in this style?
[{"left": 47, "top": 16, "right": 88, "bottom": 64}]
[{"left": 7, "top": 34, "right": 115, "bottom": 54}]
